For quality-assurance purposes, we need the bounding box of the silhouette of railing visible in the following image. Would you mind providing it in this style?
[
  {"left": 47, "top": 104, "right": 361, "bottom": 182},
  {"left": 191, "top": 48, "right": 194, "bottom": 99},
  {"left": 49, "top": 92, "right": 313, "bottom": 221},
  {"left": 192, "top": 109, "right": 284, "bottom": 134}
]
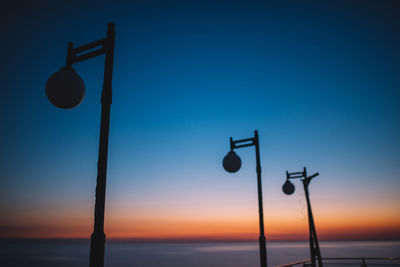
[{"left": 275, "top": 257, "right": 400, "bottom": 267}]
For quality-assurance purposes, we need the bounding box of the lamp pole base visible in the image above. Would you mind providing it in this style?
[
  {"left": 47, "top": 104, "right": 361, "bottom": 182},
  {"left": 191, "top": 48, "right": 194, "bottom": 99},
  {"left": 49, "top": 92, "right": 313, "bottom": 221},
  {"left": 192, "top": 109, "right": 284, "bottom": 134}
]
[
  {"left": 259, "top": 235, "right": 267, "bottom": 267},
  {"left": 89, "top": 232, "right": 106, "bottom": 267}
]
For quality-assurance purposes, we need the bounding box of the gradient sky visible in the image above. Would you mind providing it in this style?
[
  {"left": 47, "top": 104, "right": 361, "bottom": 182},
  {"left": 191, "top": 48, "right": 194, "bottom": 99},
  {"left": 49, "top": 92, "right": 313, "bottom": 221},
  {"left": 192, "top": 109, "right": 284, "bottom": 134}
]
[{"left": 1, "top": 0, "right": 399, "bottom": 241}]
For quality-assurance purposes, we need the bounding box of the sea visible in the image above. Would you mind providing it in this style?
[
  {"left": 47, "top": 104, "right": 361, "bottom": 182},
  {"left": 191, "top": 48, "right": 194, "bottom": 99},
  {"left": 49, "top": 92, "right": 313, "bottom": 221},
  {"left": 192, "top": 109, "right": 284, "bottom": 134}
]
[{"left": 1, "top": 239, "right": 399, "bottom": 267}]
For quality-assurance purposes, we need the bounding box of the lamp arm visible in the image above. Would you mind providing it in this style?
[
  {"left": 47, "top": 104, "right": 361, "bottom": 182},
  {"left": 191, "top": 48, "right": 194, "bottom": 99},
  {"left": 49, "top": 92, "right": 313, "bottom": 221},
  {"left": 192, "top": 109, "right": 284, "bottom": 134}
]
[
  {"left": 74, "top": 38, "right": 106, "bottom": 54},
  {"left": 65, "top": 38, "right": 108, "bottom": 67}
]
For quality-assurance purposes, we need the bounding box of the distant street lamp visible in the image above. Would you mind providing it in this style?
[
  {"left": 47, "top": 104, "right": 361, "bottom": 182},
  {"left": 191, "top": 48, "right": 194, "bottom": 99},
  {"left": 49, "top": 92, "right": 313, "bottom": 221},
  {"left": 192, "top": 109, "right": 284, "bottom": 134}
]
[
  {"left": 46, "top": 23, "right": 115, "bottom": 267},
  {"left": 223, "top": 130, "right": 268, "bottom": 267},
  {"left": 283, "top": 167, "right": 323, "bottom": 267}
]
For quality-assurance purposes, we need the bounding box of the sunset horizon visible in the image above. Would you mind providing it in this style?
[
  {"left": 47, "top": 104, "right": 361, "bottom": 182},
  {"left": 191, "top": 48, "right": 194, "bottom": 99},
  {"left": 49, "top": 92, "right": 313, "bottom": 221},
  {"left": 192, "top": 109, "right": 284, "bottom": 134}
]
[
  {"left": 2, "top": 208, "right": 399, "bottom": 241},
  {"left": 1, "top": 0, "right": 399, "bottom": 266}
]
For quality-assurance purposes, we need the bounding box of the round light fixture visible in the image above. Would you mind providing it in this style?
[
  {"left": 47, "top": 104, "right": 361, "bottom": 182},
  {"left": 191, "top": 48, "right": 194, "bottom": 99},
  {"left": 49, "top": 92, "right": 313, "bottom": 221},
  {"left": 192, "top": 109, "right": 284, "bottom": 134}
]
[
  {"left": 223, "top": 151, "right": 241, "bottom": 173},
  {"left": 46, "top": 67, "right": 85, "bottom": 109},
  {"left": 282, "top": 180, "right": 295, "bottom": 195}
]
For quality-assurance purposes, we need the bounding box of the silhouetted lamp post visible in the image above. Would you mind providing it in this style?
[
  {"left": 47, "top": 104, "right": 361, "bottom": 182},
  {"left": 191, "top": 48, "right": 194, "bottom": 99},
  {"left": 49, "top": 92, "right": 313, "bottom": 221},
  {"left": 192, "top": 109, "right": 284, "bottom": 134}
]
[
  {"left": 223, "top": 130, "right": 267, "bottom": 267},
  {"left": 283, "top": 167, "right": 323, "bottom": 267},
  {"left": 46, "top": 23, "right": 115, "bottom": 267}
]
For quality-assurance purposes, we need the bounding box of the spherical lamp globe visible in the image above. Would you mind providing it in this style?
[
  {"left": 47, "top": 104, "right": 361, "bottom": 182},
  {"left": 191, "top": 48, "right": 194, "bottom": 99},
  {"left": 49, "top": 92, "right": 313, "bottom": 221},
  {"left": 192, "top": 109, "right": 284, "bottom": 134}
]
[
  {"left": 282, "top": 180, "right": 295, "bottom": 195},
  {"left": 46, "top": 67, "right": 85, "bottom": 109},
  {"left": 223, "top": 151, "right": 241, "bottom": 173}
]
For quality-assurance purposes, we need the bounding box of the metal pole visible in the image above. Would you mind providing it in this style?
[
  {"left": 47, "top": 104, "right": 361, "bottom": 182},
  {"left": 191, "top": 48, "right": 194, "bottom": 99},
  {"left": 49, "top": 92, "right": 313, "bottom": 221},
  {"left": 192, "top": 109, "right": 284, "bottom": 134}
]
[
  {"left": 254, "top": 130, "right": 267, "bottom": 267},
  {"left": 89, "top": 23, "right": 115, "bottom": 267},
  {"left": 303, "top": 178, "right": 323, "bottom": 267},
  {"left": 303, "top": 180, "right": 316, "bottom": 267}
]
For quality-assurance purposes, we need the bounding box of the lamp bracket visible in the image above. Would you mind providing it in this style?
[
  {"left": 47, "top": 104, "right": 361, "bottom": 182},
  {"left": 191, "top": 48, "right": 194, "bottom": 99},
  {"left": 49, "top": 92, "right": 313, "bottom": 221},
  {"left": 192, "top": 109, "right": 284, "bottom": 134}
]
[
  {"left": 230, "top": 137, "right": 256, "bottom": 150},
  {"left": 286, "top": 168, "right": 319, "bottom": 182},
  {"left": 66, "top": 38, "right": 109, "bottom": 67}
]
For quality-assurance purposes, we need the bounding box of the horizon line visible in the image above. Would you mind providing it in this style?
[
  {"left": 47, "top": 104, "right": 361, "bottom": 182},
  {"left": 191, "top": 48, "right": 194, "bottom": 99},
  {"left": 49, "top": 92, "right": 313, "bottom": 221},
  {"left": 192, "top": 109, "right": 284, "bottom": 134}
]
[{"left": 2, "top": 237, "right": 400, "bottom": 243}]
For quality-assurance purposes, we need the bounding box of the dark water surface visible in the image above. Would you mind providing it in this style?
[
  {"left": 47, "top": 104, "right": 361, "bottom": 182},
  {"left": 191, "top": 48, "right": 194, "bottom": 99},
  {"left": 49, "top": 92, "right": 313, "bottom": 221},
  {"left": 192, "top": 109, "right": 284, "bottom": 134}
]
[{"left": 1, "top": 239, "right": 399, "bottom": 267}]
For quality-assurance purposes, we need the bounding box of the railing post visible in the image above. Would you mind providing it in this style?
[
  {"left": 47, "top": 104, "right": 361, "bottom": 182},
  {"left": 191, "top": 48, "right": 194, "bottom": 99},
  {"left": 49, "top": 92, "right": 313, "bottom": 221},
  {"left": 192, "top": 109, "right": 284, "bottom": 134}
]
[{"left": 361, "top": 258, "right": 367, "bottom": 267}]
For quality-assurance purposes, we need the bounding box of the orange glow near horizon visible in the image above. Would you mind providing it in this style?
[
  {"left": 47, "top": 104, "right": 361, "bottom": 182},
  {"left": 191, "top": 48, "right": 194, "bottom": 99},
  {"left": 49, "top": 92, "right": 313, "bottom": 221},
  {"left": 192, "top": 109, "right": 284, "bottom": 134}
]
[
  {"left": 2, "top": 207, "right": 399, "bottom": 241},
  {"left": 2, "top": 175, "right": 399, "bottom": 241}
]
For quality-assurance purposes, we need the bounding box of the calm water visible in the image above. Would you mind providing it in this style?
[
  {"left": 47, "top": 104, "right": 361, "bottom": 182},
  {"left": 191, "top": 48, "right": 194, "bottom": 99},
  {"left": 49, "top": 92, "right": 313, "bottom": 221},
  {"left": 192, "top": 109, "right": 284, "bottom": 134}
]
[{"left": 1, "top": 239, "right": 399, "bottom": 267}]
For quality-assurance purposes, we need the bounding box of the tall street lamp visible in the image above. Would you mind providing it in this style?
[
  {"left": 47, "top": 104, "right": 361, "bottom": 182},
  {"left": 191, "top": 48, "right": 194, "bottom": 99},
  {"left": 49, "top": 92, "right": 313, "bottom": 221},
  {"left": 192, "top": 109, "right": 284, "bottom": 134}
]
[
  {"left": 283, "top": 167, "right": 323, "bottom": 267},
  {"left": 222, "top": 130, "right": 268, "bottom": 267},
  {"left": 45, "top": 23, "right": 115, "bottom": 267}
]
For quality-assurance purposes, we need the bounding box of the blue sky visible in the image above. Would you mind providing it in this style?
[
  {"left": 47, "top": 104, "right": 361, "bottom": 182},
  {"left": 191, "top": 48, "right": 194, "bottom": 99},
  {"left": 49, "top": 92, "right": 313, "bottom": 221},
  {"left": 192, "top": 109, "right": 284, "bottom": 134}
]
[{"left": 0, "top": 0, "right": 399, "bottom": 239}]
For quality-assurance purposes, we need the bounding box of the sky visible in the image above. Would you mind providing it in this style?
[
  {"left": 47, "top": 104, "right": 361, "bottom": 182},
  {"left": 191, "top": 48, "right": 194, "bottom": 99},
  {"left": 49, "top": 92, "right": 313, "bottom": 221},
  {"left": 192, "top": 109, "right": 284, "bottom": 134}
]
[{"left": 0, "top": 0, "right": 399, "bottom": 241}]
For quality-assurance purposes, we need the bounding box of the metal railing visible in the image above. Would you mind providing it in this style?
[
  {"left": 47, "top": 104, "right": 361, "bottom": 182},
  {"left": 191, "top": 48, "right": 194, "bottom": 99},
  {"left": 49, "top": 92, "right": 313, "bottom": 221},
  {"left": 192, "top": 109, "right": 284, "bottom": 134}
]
[{"left": 275, "top": 257, "right": 400, "bottom": 267}]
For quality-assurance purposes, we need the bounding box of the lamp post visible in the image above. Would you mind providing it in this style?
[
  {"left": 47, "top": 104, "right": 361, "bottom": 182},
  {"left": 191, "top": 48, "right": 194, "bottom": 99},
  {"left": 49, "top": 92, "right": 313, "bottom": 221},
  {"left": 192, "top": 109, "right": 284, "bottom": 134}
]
[
  {"left": 222, "top": 130, "right": 267, "bottom": 267},
  {"left": 283, "top": 167, "right": 323, "bottom": 267},
  {"left": 45, "top": 23, "right": 115, "bottom": 267}
]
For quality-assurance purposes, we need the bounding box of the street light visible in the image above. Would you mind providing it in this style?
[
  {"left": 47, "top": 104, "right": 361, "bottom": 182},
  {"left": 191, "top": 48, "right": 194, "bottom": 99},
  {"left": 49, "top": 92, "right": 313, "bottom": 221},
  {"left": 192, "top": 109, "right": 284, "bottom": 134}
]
[
  {"left": 283, "top": 167, "right": 323, "bottom": 267},
  {"left": 46, "top": 23, "right": 115, "bottom": 267},
  {"left": 222, "top": 130, "right": 268, "bottom": 267}
]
